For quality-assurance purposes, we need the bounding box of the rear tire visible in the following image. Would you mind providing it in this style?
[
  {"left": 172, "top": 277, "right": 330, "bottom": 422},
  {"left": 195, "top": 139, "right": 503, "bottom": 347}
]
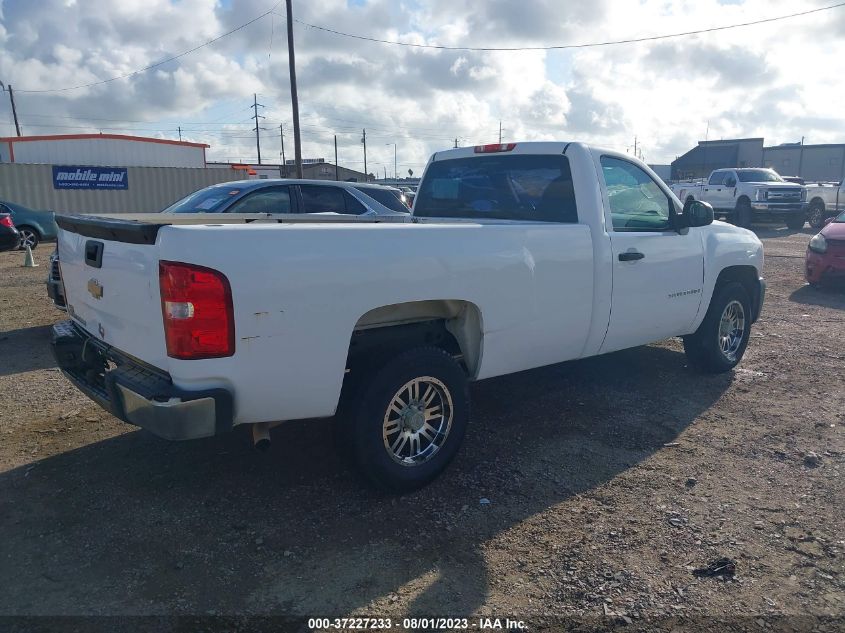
[
  {"left": 683, "top": 281, "right": 752, "bottom": 374},
  {"left": 735, "top": 199, "right": 753, "bottom": 229},
  {"left": 339, "top": 346, "right": 469, "bottom": 493},
  {"left": 17, "top": 226, "right": 39, "bottom": 250},
  {"left": 786, "top": 213, "right": 805, "bottom": 230},
  {"left": 807, "top": 201, "right": 826, "bottom": 230}
]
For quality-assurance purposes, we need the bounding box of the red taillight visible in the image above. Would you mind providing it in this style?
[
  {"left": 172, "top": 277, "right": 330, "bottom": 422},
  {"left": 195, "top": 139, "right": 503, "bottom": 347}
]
[
  {"left": 474, "top": 143, "right": 516, "bottom": 153},
  {"left": 159, "top": 261, "right": 235, "bottom": 360},
  {"left": 0, "top": 215, "right": 13, "bottom": 228}
]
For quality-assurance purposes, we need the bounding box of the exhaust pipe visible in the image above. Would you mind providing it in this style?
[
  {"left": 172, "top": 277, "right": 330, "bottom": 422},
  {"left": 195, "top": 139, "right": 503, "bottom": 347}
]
[{"left": 251, "top": 423, "right": 271, "bottom": 452}]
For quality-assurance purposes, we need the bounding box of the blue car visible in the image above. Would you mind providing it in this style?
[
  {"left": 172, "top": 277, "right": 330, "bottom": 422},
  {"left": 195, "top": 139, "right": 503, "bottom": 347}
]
[{"left": 0, "top": 200, "right": 58, "bottom": 250}]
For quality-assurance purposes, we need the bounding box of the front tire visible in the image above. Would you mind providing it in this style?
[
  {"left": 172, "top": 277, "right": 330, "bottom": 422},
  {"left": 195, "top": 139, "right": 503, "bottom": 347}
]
[
  {"left": 807, "top": 201, "right": 826, "bottom": 230},
  {"left": 786, "top": 212, "right": 805, "bottom": 230},
  {"left": 341, "top": 346, "right": 469, "bottom": 493},
  {"left": 683, "top": 281, "right": 752, "bottom": 374},
  {"left": 735, "top": 199, "right": 753, "bottom": 229}
]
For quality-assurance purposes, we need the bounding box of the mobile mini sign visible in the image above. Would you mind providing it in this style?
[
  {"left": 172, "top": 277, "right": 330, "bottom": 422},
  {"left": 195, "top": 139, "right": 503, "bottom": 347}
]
[{"left": 52, "top": 166, "right": 129, "bottom": 190}]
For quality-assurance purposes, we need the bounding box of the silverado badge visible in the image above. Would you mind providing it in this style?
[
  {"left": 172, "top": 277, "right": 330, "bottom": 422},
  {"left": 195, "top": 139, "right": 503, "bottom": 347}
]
[{"left": 87, "top": 278, "right": 104, "bottom": 300}]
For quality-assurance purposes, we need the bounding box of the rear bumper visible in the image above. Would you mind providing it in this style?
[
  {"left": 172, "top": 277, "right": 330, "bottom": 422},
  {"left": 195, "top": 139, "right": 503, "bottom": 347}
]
[{"left": 51, "top": 320, "right": 233, "bottom": 440}]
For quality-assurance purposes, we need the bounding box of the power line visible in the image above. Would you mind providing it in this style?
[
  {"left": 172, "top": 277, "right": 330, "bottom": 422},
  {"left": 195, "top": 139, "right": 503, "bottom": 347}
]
[
  {"left": 290, "top": 2, "right": 845, "bottom": 51},
  {"left": 15, "top": 2, "right": 283, "bottom": 93}
]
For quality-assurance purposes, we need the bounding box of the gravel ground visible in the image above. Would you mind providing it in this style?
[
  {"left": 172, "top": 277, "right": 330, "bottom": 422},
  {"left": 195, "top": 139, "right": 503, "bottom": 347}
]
[{"left": 0, "top": 228, "right": 842, "bottom": 632}]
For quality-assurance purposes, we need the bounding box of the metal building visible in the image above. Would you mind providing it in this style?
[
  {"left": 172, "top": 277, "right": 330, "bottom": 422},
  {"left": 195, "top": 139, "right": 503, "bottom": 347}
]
[
  {"left": 0, "top": 133, "right": 208, "bottom": 168},
  {"left": 671, "top": 137, "right": 845, "bottom": 183}
]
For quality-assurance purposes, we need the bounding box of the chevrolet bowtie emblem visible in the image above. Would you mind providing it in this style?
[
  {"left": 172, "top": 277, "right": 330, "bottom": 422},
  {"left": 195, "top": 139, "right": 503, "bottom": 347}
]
[{"left": 87, "top": 278, "right": 104, "bottom": 300}]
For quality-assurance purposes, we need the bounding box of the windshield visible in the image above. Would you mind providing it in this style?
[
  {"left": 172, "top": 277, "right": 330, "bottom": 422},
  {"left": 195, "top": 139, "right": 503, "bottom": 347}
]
[
  {"left": 161, "top": 184, "right": 248, "bottom": 213},
  {"left": 737, "top": 170, "right": 784, "bottom": 183},
  {"left": 353, "top": 187, "right": 409, "bottom": 213},
  {"left": 835, "top": 210, "right": 845, "bottom": 222}
]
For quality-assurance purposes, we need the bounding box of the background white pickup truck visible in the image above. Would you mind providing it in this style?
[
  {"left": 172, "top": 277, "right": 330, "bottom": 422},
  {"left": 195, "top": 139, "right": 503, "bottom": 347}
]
[
  {"left": 53, "top": 142, "right": 765, "bottom": 491},
  {"left": 671, "top": 168, "right": 807, "bottom": 229},
  {"left": 805, "top": 180, "right": 845, "bottom": 229}
]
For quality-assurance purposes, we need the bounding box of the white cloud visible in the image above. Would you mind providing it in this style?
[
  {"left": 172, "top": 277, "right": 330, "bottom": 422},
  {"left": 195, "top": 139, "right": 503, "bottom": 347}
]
[{"left": 0, "top": 0, "right": 843, "bottom": 170}]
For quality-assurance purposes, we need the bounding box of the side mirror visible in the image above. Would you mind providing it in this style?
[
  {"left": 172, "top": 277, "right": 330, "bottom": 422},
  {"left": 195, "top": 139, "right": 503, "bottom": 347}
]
[
  {"left": 682, "top": 199, "right": 714, "bottom": 228},
  {"left": 824, "top": 217, "right": 834, "bottom": 226},
  {"left": 725, "top": 178, "right": 737, "bottom": 187}
]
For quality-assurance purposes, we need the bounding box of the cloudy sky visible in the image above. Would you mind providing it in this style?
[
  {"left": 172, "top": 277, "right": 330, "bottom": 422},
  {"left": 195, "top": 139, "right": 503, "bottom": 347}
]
[{"left": 0, "top": 0, "right": 843, "bottom": 176}]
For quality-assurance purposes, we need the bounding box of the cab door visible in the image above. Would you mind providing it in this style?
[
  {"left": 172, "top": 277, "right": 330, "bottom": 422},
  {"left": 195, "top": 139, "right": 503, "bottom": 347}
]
[
  {"left": 702, "top": 170, "right": 732, "bottom": 210},
  {"left": 598, "top": 155, "right": 705, "bottom": 353}
]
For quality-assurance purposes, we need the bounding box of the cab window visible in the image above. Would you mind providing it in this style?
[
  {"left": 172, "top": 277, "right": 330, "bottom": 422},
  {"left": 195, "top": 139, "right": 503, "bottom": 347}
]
[
  {"left": 600, "top": 156, "right": 673, "bottom": 232},
  {"left": 708, "top": 172, "right": 728, "bottom": 186}
]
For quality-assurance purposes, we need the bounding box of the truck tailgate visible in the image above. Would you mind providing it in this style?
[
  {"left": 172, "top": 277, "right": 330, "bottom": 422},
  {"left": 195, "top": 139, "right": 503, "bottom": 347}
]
[{"left": 57, "top": 222, "right": 169, "bottom": 370}]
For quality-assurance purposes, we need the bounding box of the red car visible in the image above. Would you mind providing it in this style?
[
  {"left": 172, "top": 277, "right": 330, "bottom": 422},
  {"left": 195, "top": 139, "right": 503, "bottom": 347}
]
[{"left": 806, "top": 210, "right": 845, "bottom": 287}]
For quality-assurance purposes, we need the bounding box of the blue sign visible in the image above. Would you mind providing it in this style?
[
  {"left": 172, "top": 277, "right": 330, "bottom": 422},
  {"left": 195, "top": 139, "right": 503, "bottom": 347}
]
[{"left": 53, "top": 166, "right": 128, "bottom": 190}]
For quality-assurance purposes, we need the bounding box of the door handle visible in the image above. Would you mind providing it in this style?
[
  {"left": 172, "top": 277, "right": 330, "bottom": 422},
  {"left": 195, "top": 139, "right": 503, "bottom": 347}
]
[{"left": 618, "top": 251, "right": 645, "bottom": 262}]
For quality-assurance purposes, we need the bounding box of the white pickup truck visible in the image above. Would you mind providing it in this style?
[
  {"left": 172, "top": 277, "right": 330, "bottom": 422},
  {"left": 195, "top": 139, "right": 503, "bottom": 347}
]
[
  {"left": 671, "top": 168, "right": 807, "bottom": 229},
  {"left": 52, "top": 142, "right": 765, "bottom": 491},
  {"left": 805, "top": 180, "right": 845, "bottom": 229}
]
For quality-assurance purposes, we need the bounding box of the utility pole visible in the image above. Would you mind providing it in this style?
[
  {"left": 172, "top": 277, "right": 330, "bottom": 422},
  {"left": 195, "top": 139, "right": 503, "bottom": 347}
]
[
  {"left": 0, "top": 82, "right": 21, "bottom": 137},
  {"left": 280, "top": 124, "right": 286, "bottom": 177},
  {"left": 361, "top": 129, "right": 368, "bottom": 181},
  {"left": 634, "top": 136, "right": 638, "bottom": 158},
  {"left": 178, "top": 126, "right": 182, "bottom": 142},
  {"left": 454, "top": 138, "right": 458, "bottom": 148},
  {"left": 285, "top": 0, "right": 303, "bottom": 178},
  {"left": 798, "top": 136, "right": 805, "bottom": 178},
  {"left": 334, "top": 135, "right": 339, "bottom": 181},
  {"left": 252, "top": 93, "right": 265, "bottom": 164},
  {"left": 386, "top": 143, "right": 396, "bottom": 180},
  {"left": 498, "top": 121, "right": 502, "bottom": 144}
]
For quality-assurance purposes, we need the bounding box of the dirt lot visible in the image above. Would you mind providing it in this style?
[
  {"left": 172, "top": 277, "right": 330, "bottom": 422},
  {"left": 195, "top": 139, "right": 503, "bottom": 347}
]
[{"left": 0, "top": 229, "right": 843, "bottom": 630}]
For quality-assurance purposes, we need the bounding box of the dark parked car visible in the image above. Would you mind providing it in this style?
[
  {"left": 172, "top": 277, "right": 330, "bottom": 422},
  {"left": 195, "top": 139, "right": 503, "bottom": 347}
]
[
  {"left": 0, "top": 200, "right": 58, "bottom": 249},
  {"left": 0, "top": 213, "right": 21, "bottom": 252}
]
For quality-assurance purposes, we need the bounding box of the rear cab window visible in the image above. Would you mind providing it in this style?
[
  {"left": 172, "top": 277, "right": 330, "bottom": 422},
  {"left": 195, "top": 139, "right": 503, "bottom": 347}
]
[{"left": 414, "top": 154, "right": 578, "bottom": 223}]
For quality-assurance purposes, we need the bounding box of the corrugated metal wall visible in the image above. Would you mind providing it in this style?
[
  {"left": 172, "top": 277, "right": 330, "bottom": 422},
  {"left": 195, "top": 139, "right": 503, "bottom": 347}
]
[
  {"left": 0, "top": 164, "right": 246, "bottom": 214},
  {"left": 1, "top": 137, "right": 207, "bottom": 167}
]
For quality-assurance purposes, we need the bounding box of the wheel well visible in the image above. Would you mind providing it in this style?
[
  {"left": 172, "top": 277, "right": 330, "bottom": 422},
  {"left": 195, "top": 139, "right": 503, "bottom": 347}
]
[
  {"left": 736, "top": 195, "right": 750, "bottom": 206},
  {"left": 17, "top": 224, "right": 39, "bottom": 235},
  {"left": 347, "top": 300, "right": 483, "bottom": 377},
  {"left": 809, "top": 197, "right": 825, "bottom": 208},
  {"left": 715, "top": 266, "right": 760, "bottom": 319}
]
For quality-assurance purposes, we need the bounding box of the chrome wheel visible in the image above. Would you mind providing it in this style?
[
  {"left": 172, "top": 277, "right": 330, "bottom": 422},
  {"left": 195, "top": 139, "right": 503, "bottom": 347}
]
[
  {"left": 19, "top": 228, "right": 37, "bottom": 249},
  {"left": 382, "top": 376, "right": 453, "bottom": 467},
  {"left": 718, "top": 300, "right": 746, "bottom": 362}
]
